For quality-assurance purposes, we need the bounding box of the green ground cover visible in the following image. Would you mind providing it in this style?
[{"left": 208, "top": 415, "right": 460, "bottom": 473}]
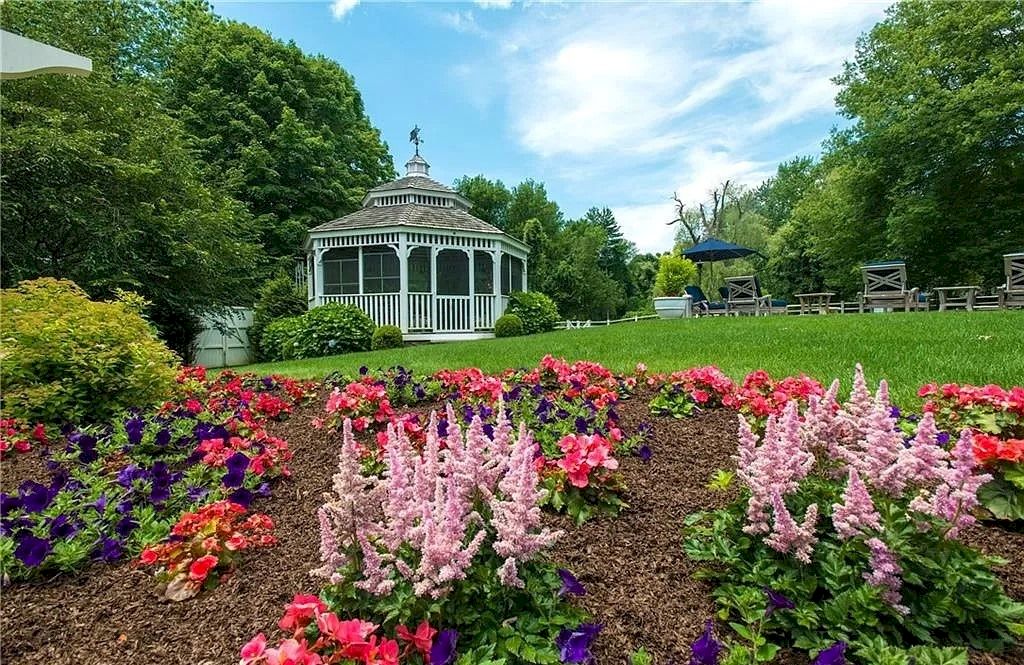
[{"left": 235, "top": 311, "right": 1024, "bottom": 405}]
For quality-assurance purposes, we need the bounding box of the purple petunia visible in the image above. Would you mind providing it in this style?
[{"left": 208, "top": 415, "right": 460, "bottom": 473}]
[
  {"left": 637, "top": 444, "right": 652, "bottom": 463},
  {"left": 222, "top": 451, "right": 251, "bottom": 488},
  {"left": 430, "top": 629, "right": 458, "bottom": 665},
  {"left": 117, "top": 464, "right": 145, "bottom": 489},
  {"left": 936, "top": 431, "right": 951, "bottom": 446},
  {"left": 813, "top": 642, "right": 846, "bottom": 665},
  {"left": 14, "top": 533, "right": 52, "bottom": 567},
  {"left": 116, "top": 500, "right": 134, "bottom": 514},
  {"left": 186, "top": 486, "right": 209, "bottom": 503},
  {"left": 229, "top": 487, "right": 254, "bottom": 508},
  {"left": 689, "top": 620, "right": 722, "bottom": 665},
  {"left": 48, "top": 515, "right": 79, "bottom": 539},
  {"left": 255, "top": 482, "right": 272, "bottom": 498},
  {"left": 557, "top": 568, "right": 587, "bottom": 597},
  {"left": 358, "top": 365, "right": 369, "bottom": 376},
  {"left": 556, "top": 623, "right": 601, "bottom": 664},
  {"left": 764, "top": 588, "right": 796, "bottom": 616},
  {"left": 115, "top": 515, "right": 138, "bottom": 538},
  {"left": 97, "top": 537, "right": 123, "bottom": 562},
  {"left": 19, "top": 481, "right": 53, "bottom": 513},
  {"left": 154, "top": 428, "right": 172, "bottom": 447},
  {"left": 482, "top": 424, "right": 495, "bottom": 439},
  {"left": 0, "top": 492, "right": 22, "bottom": 516},
  {"left": 575, "top": 417, "right": 590, "bottom": 434},
  {"left": 124, "top": 416, "right": 146, "bottom": 446},
  {"left": 437, "top": 418, "right": 449, "bottom": 438},
  {"left": 262, "top": 376, "right": 276, "bottom": 389}
]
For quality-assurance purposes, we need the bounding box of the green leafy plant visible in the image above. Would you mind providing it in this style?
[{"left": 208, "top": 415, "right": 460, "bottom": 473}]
[
  {"left": 652, "top": 254, "right": 698, "bottom": 298},
  {"left": 494, "top": 313, "right": 526, "bottom": 338},
  {"left": 0, "top": 278, "right": 179, "bottom": 424},
  {"left": 260, "top": 304, "right": 375, "bottom": 361},
  {"left": 507, "top": 291, "right": 560, "bottom": 334},
  {"left": 371, "top": 324, "right": 403, "bottom": 350},
  {"left": 261, "top": 315, "right": 305, "bottom": 361},
  {"left": 251, "top": 274, "right": 308, "bottom": 361},
  {"left": 629, "top": 647, "right": 653, "bottom": 665}
]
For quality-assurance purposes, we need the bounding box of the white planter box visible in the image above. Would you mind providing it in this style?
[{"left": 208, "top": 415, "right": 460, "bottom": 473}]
[{"left": 653, "top": 295, "right": 692, "bottom": 319}]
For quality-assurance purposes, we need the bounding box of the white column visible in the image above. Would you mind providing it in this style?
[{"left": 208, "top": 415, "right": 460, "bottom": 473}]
[
  {"left": 357, "top": 241, "right": 364, "bottom": 295},
  {"left": 314, "top": 245, "right": 326, "bottom": 308},
  {"left": 430, "top": 245, "right": 438, "bottom": 332},
  {"left": 493, "top": 249, "right": 503, "bottom": 317},
  {"left": 398, "top": 233, "right": 409, "bottom": 333},
  {"left": 306, "top": 253, "right": 314, "bottom": 306},
  {"left": 467, "top": 249, "right": 475, "bottom": 331},
  {"left": 522, "top": 253, "right": 529, "bottom": 292}
]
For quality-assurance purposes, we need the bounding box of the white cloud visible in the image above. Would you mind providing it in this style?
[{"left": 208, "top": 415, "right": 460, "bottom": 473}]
[
  {"left": 469, "top": 2, "right": 888, "bottom": 252},
  {"left": 440, "top": 10, "right": 488, "bottom": 37},
  {"left": 329, "top": 0, "right": 358, "bottom": 20},
  {"left": 475, "top": 0, "right": 513, "bottom": 8}
]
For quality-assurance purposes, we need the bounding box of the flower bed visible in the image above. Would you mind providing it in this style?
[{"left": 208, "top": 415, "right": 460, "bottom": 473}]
[{"left": 0, "top": 368, "right": 314, "bottom": 582}]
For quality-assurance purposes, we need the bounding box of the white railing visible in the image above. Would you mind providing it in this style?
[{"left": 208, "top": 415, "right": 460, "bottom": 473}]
[
  {"left": 408, "top": 293, "right": 433, "bottom": 331},
  {"left": 318, "top": 294, "right": 401, "bottom": 328},
  {"left": 474, "top": 295, "right": 496, "bottom": 330},
  {"left": 436, "top": 295, "right": 472, "bottom": 332}
]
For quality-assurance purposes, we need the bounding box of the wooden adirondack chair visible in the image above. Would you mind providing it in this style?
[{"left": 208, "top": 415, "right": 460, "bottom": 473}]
[
  {"left": 997, "top": 252, "right": 1024, "bottom": 309},
  {"left": 724, "top": 275, "right": 771, "bottom": 316},
  {"left": 859, "top": 261, "right": 922, "bottom": 313}
]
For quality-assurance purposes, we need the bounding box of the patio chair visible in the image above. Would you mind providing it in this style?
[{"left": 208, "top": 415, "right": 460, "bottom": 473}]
[
  {"left": 724, "top": 275, "right": 773, "bottom": 316},
  {"left": 684, "top": 285, "right": 727, "bottom": 316},
  {"left": 858, "top": 260, "right": 923, "bottom": 313},
  {"left": 997, "top": 252, "right": 1024, "bottom": 309}
]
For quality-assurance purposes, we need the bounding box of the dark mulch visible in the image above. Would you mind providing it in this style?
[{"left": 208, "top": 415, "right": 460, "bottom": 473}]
[
  {"left": 549, "top": 398, "right": 741, "bottom": 664},
  {"left": 1, "top": 446, "right": 55, "bottom": 495},
  {"left": 2, "top": 391, "right": 1023, "bottom": 665}
]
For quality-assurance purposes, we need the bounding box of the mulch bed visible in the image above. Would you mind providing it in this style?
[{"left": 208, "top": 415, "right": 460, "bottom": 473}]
[{"left": 3, "top": 394, "right": 1023, "bottom": 665}]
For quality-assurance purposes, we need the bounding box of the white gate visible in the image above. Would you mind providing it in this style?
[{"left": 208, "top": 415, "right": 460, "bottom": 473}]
[
  {"left": 435, "top": 295, "right": 472, "bottom": 332},
  {"left": 193, "top": 307, "right": 252, "bottom": 368}
]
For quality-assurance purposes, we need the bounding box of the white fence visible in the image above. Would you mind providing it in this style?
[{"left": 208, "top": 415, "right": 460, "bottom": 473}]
[
  {"left": 193, "top": 307, "right": 253, "bottom": 368},
  {"left": 555, "top": 314, "right": 659, "bottom": 330}
]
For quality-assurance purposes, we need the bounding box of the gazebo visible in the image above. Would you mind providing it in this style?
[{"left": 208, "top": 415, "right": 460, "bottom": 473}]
[{"left": 304, "top": 149, "right": 529, "bottom": 341}]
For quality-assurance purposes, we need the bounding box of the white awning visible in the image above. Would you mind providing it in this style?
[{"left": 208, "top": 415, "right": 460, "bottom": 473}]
[{"left": 1, "top": 29, "right": 92, "bottom": 80}]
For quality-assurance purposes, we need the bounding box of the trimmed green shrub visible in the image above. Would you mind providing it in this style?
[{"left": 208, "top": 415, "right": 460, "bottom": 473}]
[
  {"left": 251, "top": 275, "right": 308, "bottom": 361},
  {"left": 1, "top": 278, "right": 179, "bottom": 424},
  {"left": 653, "top": 254, "right": 698, "bottom": 297},
  {"left": 507, "top": 291, "right": 560, "bottom": 335},
  {"left": 260, "top": 304, "right": 375, "bottom": 361},
  {"left": 494, "top": 313, "right": 525, "bottom": 338},
  {"left": 371, "top": 325, "right": 403, "bottom": 350},
  {"left": 261, "top": 315, "right": 305, "bottom": 361}
]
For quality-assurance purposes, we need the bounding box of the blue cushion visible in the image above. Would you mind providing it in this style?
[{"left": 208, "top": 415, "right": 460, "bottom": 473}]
[{"left": 770, "top": 299, "right": 788, "bottom": 307}]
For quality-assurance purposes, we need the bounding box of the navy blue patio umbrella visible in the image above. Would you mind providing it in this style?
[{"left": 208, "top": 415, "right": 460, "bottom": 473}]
[{"left": 680, "top": 237, "right": 763, "bottom": 263}]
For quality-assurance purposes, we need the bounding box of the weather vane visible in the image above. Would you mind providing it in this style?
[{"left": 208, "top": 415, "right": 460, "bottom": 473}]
[{"left": 409, "top": 125, "right": 423, "bottom": 156}]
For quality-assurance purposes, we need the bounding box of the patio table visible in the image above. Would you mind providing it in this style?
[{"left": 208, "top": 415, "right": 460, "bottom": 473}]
[
  {"left": 933, "top": 285, "right": 980, "bottom": 312},
  {"left": 794, "top": 292, "right": 836, "bottom": 315}
]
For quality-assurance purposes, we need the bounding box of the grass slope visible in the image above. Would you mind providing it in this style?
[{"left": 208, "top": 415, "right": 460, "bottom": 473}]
[{"left": 235, "top": 311, "right": 1024, "bottom": 405}]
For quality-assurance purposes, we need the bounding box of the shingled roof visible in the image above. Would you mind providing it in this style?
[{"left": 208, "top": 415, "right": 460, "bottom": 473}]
[
  {"left": 367, "top": 175, "right": 454, "bottom": 194},
  {"left": 310, "top": 203, "right": 504, "bottom": 235}
]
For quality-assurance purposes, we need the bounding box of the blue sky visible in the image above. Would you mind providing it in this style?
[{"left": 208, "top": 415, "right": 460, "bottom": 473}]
[{"left": 213, "top": 0, "right": 889, "bottom": 252}]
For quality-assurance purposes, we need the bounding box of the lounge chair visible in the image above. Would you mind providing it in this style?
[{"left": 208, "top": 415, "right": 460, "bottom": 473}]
[
  {"left": 858, "top": 260, "right": 924, "bottom": 313},
  {"left": 997, "top": 252, "right": 1024, "bottom": 309},
  {"left": 684, "top": 285, "right": 727, "bottom": 316},
  {"left": 724, "top": 275, "right": 785, "bottom": 316}
]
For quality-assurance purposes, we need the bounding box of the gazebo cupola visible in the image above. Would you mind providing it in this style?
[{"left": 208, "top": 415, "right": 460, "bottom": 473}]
[{"left": 304, "top": 129, "right": 530, "bottom": 341}]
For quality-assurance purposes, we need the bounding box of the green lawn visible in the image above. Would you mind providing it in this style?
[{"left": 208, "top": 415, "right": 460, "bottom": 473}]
[{"left": 235, "top": 311, "right": 1024, "bottom": 405}]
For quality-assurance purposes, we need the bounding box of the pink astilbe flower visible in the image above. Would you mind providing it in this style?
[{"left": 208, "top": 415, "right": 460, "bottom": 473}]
[
  {"left": 909, "top": 429, "right": 992, "bottom": 539},
  {"left": 763, "top": 490, "right": 818, "bottom": 564},
  {"left": 863, "top": 537, "right": 908, "bottom": 614},
  {"left": 313, "top": 405, "right": 559, "bottom": 598},
  {"left": 884, "top": 412, "right": 948, "bottom": 490},
  {"left": 736, "top": 401, "right": 815, "bottom": 535},
  {"left": 490, "top": 423, "right": 562, "bottom": 587},
  {"left": 831, "top": 468, "right": 882, "bottom": 539}
]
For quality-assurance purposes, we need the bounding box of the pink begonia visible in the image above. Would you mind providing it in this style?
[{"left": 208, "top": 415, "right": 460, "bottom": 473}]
[
  {"left": 908, "top": 429, "right": 992, "bottom": 539},
  {"left": 831, "top": 468, "right": 881, "bottom": 539},
  {"left": 863, "top": 537, "right": 908, "bottom": 614},
  {"left": 763, "top": 490, "right": 818, "bottom": 564},
  {"left": 313, "top": 402, "right": 560, "bottom": 598}
]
